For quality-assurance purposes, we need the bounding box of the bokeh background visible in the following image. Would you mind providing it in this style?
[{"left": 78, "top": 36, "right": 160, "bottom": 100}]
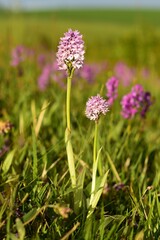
[
  {"left": 1, "top": 0, "right": 160, "bottom": 68},
  {"left": 0, "top": 1, "right": 160, "bottom": 239}
]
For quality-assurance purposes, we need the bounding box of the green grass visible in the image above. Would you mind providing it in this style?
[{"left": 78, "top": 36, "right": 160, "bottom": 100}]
[
  {"left": 2, "top": 8, "right": 160, "bottom": 24},
  {"left": 0, "top": 8, "right": 160, "bottom": 240},
  {"left": 0, "top": 8, "right": 160, "bottom": 68}
]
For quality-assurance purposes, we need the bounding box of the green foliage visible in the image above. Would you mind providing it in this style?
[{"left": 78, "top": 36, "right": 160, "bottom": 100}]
[{"left": 0, "top": 8, "right": 160, "bottom": 240}]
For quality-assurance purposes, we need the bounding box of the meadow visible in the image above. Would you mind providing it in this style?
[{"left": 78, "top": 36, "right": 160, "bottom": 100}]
[{"left": 0, "top": 8, "right": 160, "bottom": 240}]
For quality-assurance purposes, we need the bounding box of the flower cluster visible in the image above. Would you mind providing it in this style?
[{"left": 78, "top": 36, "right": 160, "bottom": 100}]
[
  {"left": 56, "top": 29, "right": 85, "bottom": 71},
  {"left": 106, "top": 76, "right": 119, "bottom": 105},
  {"left": 85, "top": 94, "right": 109, "bottom": 121},
  {"left": 121, "top": 84, "right": 152, "bottom": 119},
  {"left": 10, "top": 46, "right": 25, "bottom": 67}
]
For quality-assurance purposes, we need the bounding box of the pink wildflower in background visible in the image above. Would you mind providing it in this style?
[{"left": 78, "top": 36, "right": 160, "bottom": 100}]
[
  {"left": 11, "top": 45, "right": 34, "bottom": 67},
  {"left": 114, "top": 62, "right": 135, "bottom": 86},
  {"left": 121, "top": 93, "right": 137, "bottom": 119},
  {"left": 106, "top": 76, "right": 119, "bottom": 105},
  {"left": 85, "top": 94, "right": 109, "bottom": 121},
  {"left": 51, "top": 61, "right": 66, "bottom": 88},
  {"left": 140, "top": 92, "right": 152, "bottom": 118},
  {"left": 56, "top": 29, "right": 85, "bottom": 71},
  {"left": 121, "top": 84, "right": 152, "bottom": 119},
  {"left": 37, "top": 61, "right": 66, "bottom": 91},
  {"left": 37, "top": 54, "right": 47, "bottom": 67},
  {"left": 38, "top": 64, "right": 52, "bottom": 91},
  {"left": 79, "top": 64, "right": 96, "bottom": 83},
  {"left": 10, "top": 46, "right": 25, "bottom": 67},
  {"left": 78, "top": 63, "right": 103, "bottom": 84},
  {"left": 131, "top": 85, "right": 144, "bottom": 105}
]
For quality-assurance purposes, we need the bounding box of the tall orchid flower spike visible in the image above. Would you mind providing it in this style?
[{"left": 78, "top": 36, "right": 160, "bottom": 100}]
[
  {"left": 56, "top": 29, "right": 85, "bottom": 190},
  {"left": 57, "top": 29, "right": 85, "bottom": 74}
]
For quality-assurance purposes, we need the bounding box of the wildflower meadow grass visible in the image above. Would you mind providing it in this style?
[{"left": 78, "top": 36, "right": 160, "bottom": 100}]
[{"left": 0, "top": 8, "right": 160, "bottom": 240}]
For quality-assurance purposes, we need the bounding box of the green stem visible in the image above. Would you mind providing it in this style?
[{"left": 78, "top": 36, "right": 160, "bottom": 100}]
[
  {"left": 6, "top": 215, "right": 11, "bottom": 240},
  {"left": 32, "top": 128, "right": 38, "bottom": 179},
  {"left": 93, "top": 121, "right": 98, "bottom": 163},
  {"left": 65, "top": 68, "right": 76, "bottom": 188},
  {"left": 90, "top": 121, "right": 98, "bottom": 204},
  {"left": 66, "top": 68, "right": 74, "bottom": 131},
  {"left": 66, "top": 77, "right": 71, "bottom": 131}
]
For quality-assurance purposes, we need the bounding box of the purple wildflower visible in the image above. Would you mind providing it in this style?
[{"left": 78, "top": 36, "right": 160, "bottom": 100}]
[
  {"left": 38, "top": 61, "right": 67, "bottom": 90},
  {"left": 140, "top": 92, "right": 152, "bottom": 118},
  {"left": 38, "top": 64, "right": 52, "bottom": 91},
  {"left": 11, "top": 45, "right": 34, "bottom": 67},
  {"left": 56, "top": 29, "right": 85, "bottom": 71},
  {"left": 121, "top": 84, "right": 152, "bottom": 119},
  {"left": 10, "top": 46, "right": 25, "bottom": 67},
  {"left": 78, "top": 63, "right": 102, "bottom": 84},
  {"left": 85, "top": 94, "right": 109, "bottom": 121},
  {"left": 114, "top": 62, "right": 135, "bottom": 86},
  {"left": 121, "top": 93, "right": 137, "bottom": 118},
  {"left": 51, "top": 61, "right": 66, "bottom": 88},
  {"left": 106, "top": 76, "right": 119, "bottom": 105},
  {"left": 37, "top": 54, "right": 47, "bottom": 67},
  {"left": 131, "top": 85, "right": 144, "bottom": 107},
  {"left": 79, "top": 64, "right": 95, "bottom": 83}
]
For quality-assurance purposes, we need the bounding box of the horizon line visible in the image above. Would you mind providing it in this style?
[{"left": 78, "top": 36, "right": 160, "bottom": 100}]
[{"left": 1, "top": 5, "right": 160, "bottom": 11}]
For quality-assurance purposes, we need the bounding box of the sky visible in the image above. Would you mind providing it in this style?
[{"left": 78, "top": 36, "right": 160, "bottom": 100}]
[{"left": 1, "top": 0, "right": 160, "bottom": 10}]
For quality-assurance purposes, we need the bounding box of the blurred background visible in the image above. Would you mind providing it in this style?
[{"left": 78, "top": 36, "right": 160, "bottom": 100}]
[
  {"left": 1, "top": 0, "right": 160, "bottom": 10},
  {"left": 1, "top": 3, "right": 160, "bottom": 240},
  {"left": 0, "top": 0, "right": 160, "bottom": 69}
]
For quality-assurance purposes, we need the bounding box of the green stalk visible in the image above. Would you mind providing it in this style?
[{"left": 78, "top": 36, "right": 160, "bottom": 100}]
[
  {"left": 65, "top": 67, "right": 76, "bottom": 188},
  {"left": 32, "top": 127, "right": 38, "bottom": 179},
  {"left": 6, "top": 215, "right": 11, "bottom": 240},
  {"left": 93, "top": 121, "right": 98, "bottom": 164},
  {"left": 90, "top": 121, "right": 98, "bottom": 204},
  {"left": 66, "top": 70, "right": 73, "bottom": 131},
  {"left": 106, "top": 151, "right": 121, "bottom": 183}
]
